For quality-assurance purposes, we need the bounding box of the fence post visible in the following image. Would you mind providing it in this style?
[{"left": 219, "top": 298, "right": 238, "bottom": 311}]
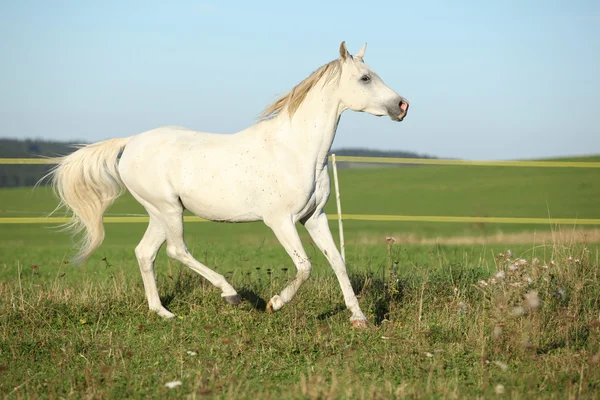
[{"left": 331, "top": 154, "right": 345, "bottom": 262}]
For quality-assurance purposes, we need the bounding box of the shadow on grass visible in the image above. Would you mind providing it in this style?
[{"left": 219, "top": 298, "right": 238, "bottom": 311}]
[
  {"left": 349, "top": 271, "right": 405, "bottom": 325},
  {"left": 160, "top": 269, "right": 405, "bottom": 324},
  {"left": 317, "top": 304, "right": 346, "bottom": 320},
  {"left": 239, "top": 287, "right": 267, "bottom": 312}
]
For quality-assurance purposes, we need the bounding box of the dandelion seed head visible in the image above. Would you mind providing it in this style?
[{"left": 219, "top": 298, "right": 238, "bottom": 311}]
[
  {"left": 494, "top": 270, "right": 505, "bottom": 280},
  {"left": 495, "top": 384, "right": 505, "bottom": 394},
  {"left": 493, "top": 360, "right": 508, "bottom": 371},
  {"left": 511, "top": 306, "right": 524, "bottom": 316},
  {"left": 492, "top": 324, "right": 503, "bottom": 339}
]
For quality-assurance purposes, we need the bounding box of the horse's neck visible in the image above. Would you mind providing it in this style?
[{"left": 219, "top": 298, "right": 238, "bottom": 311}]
[{"left": 285, "top": 85, "right": 343, "bottom": 170}]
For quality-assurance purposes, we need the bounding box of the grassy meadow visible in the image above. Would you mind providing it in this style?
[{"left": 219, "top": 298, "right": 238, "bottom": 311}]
[{"left": 1, "top": 160, "right": 600, "bottom": 398}]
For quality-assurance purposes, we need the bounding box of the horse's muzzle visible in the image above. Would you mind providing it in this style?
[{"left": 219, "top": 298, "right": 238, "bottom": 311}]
[{"left": 396, "top": 99, "right": 409, "bottom": 121}]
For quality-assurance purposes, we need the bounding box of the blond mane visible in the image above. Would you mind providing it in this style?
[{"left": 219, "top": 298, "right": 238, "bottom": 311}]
[{"left": 260, "top": 59, "right": 341, "bottom": 120}]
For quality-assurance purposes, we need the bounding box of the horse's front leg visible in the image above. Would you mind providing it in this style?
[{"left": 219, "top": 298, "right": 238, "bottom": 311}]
[
  {"left": 302, "top": 211, "right": 367, "bottom": 327},
  {"left": 264, "top": 216, "right": 311, "bottom": 313}
]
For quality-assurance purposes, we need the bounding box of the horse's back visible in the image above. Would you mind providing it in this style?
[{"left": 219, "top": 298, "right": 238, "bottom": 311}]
[{"left": 117, "top": 126, "right": 266, "bottom": 221}]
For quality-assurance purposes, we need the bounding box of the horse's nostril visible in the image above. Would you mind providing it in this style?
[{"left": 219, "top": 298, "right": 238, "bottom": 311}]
[{"left": 399, "top": 100, "right": 408, "bottom": 112}]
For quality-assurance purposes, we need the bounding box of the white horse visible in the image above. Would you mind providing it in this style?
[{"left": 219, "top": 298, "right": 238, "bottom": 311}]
[{"left": 49, "top": 42, "right": 409, "bottom": 327}]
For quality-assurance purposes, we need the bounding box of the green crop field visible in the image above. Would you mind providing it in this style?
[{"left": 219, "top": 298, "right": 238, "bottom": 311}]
[{"left": 1, "top": 161, "right": 600, "bottom": 398}]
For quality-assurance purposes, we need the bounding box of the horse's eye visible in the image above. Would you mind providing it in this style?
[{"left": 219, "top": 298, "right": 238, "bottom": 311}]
[{"left": 360, "top": 75, "right": 371, "bottom": 82}]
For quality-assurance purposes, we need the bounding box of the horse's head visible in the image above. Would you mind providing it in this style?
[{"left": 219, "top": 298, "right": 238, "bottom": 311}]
[{"left": 337, "top": 42, "right": 409, "bottom": 122}]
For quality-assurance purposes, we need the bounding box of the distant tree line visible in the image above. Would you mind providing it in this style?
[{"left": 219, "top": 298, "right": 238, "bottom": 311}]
[
  {"left": 0, "top": 139, "right": 437, "bottom": 187},
  {"left": 0, "top": 139, "right": 76, "bottom": 188}
]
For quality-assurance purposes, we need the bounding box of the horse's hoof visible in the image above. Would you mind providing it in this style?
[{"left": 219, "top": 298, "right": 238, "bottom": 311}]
[
  {"left": 266, "top": 295, "right": 282, "bottom": 313},
  {"left": 154, "top": 308, "right": 176, "bottom": 319},
  {"left": 352, "top": 319, "right": 368, "bottom": 329},
  {"left": 223, "top": 294, "right": 241, "bottom": 306}
]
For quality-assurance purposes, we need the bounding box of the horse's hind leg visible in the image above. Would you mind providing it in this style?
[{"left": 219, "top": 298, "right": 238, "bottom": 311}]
[
  {"left": 159, "top": 212, "right": 240, "bottom": 304},
  {"left": 135, "top": 215, "right": 174, "bottom": 318},
  {"left": 264, "top": 216, "right": 311, "bottom": 312}
]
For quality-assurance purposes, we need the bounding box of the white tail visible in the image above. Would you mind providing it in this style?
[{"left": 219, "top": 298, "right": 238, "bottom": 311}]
[{"left": 48, "top": 138, "right": 130, "bottom": 263}]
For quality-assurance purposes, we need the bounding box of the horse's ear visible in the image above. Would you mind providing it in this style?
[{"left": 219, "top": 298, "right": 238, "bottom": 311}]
[
  {"left": 355, "top": 43, "right": 367, "bottom": 61},
  {"left": 339, "top": 41, "right": 350, "bottom": 61}
]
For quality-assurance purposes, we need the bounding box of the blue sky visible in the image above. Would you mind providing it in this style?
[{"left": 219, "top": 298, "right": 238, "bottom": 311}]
[{"left": 1, "top": 0, "right": 598, "bottom": 160}]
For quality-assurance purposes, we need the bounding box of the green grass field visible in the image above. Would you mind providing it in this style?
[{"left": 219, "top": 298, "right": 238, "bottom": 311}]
[{"left": 1, "top": 161, "right": 600, "bottom": 398}]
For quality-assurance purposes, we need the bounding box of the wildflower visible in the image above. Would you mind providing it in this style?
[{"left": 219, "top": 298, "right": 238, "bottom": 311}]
[
  {"left": 385, "top": 236, "right": 397, "bottom": 244},
  {"left": 541, "top": 264, "right": 548, "bottom": 270},
  {"left": 457, "top": 302, "right": 467, "bottom": 314},
  {"left": 495, "top": 384, "right": 505, "bottom": 394},
  {"left": 554, "top": 287, "right": 566, "bottom": 301},
  {"left": 532, "top": 258, "right": 539, "bottom": 266},
  {"left": 508, "top": 265, "right": 518, "bottom": 272},
  {"left": 506, "top": 250, "right": 514, "bottom": 258},
  {"left": 523, "top": 275, "right": 533, "bottom": 285},
  {"left": 523, "top": 291, "right": 540, "bottom": 311},
  {"left": 575, "top": 259, "right": 581, "bottom": 264},
  {"left": 550, "top": 260, "right": 555, "bottom": 267},
  {"left": 186, "top": 351, "right": 197, "bottom": 356},
  {"left": 425, "top": 352, "right": 433, "bottom": 358},
  {"left": 381, "top": 336, "right": 391, "bottom": 340},
  {"left": 478, "top": 280, "right": 488, "bottom": 287},
  {"left": 568, "top": 256, "right": 573, "bottom": 263},
  {"left": 165, "top": 381, "right": 182, "bottom": 389},
  {"left": 494, "top": 270, "right": 505, "bottom": 280},
  {"left": 513, "top": 258, "right": 529, "bottom": 267},
  {"left": 489, "top": 278, "right": 497, "bottom": 285}
]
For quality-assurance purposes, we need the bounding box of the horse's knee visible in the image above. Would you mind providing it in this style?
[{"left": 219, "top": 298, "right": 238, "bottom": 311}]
[{"left": 135, "top": 244, "right": 155, "bottom": 271}]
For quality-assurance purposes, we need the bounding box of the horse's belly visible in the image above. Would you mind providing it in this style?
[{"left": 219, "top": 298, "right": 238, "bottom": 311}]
[{"left": 179, "top": 191, "right": 262, "bottom": 223}]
